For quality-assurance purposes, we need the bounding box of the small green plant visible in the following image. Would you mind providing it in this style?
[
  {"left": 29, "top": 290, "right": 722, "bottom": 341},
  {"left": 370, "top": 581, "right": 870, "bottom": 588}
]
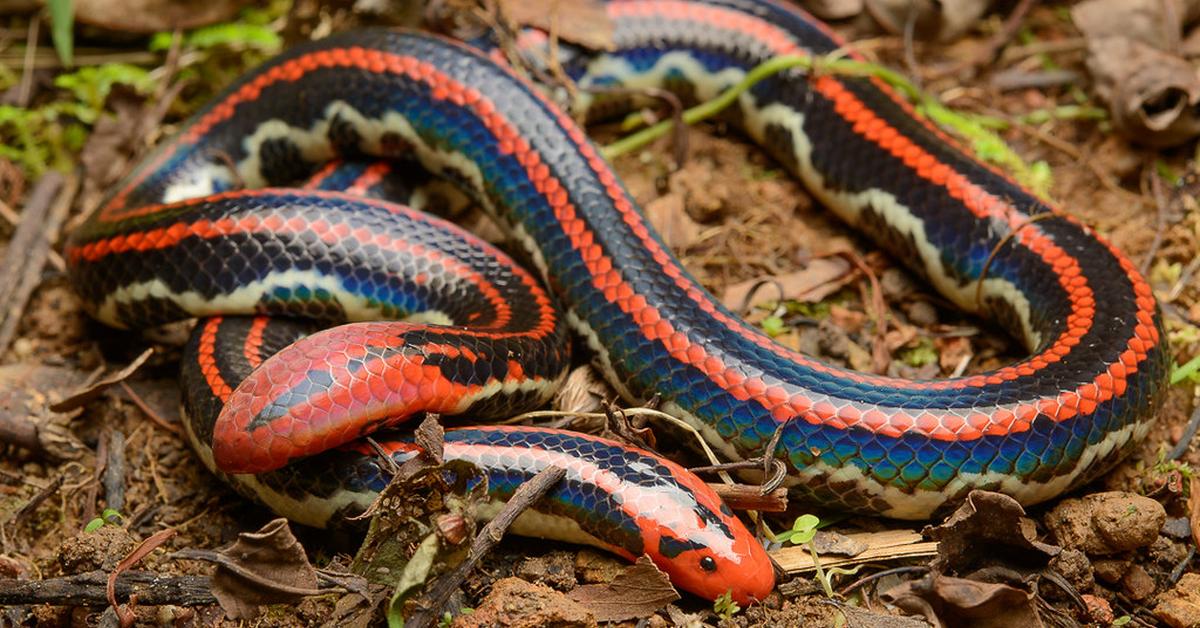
[
  {"left": 761, "top": 316, "right": 786, "bottom": 337},
  {"left": 54, "top": 64, "right": 155, "bottom": 115},
  {"left": 776, "top": 514, "right": 850, "bottom": 598},
  {"left": 776, "top": 513, "right": 820, "bottom": 545},
  {"left": 898, "top": 336, "right": 938, "bottom": 368},
  {"left": 1112, "top": 615, "right": 1132, "bottom": 626},
  {"left": 83, "top": 508, "right": 123, "bottom": 532},
  {"left": 713, "top": 590, "right": 741, "bottom": 620}
]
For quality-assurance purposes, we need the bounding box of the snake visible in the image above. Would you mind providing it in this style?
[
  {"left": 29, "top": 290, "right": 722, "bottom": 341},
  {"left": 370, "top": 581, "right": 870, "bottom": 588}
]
[{"left": 64, "top": 0, "right": 1169, "bottom": 604}]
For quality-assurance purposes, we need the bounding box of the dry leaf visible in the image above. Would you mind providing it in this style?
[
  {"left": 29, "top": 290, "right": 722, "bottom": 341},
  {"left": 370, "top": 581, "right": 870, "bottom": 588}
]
[
  {"left": 553, "top": 365, "right": 612, "bottom": 414},
  {"left": 209, "top": 519, "right": 321, "bottom": 619},
  {"left": 922, "top": 491, "right": 1059, "bottom": 576},
  {"left": 865, "top": 0, "right": 993, "bottom": 41},
  {"left": 1072, "top": 0, "right": 1199, "bottom": 51},
  {"left": 721, "top": 256, "right": 854, "bottom": 311},
  {"left": 352, "top": 459, "right": 486, "bottom": 585},
  {"left": 49, "top": 348, "right": 153, "bottom": 413},
  {"left": 883, "top": 573, "right": 1043, "bottom": 628},
  {"left": 645, "top": 193, "right": 701, "bottom": 252},
  {"left": 1082, "top": 33, "right": 1200, "bottom": 146},
  {"left": 413, "top": 415, "right": 444, "bottom": 465},
  {"left": 567, "top": 555, "right": 680, "bottom": 622},
  {"left": 504, "top": 0, "right": 614, "bottom": 50}
]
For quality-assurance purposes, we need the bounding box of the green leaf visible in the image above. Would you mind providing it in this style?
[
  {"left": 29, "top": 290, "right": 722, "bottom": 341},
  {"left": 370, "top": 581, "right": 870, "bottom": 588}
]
[
  {"left": 84, "top": 518, "right": 104, "bottom": 533},
  {"left": 761, "top": 316, "right": 786, "bottom": 337},
  {"left": 1171, "top": 354, "right": 1200, "bottom": 385},
  {"left": 48, "top": 0, "right": 74, "bottom": 67},
  {"left": 152, "top": 22, "right": 281, "bottom": 53},
  {"left": 790, "top": 513, "right": 820, "bottom": 544}
]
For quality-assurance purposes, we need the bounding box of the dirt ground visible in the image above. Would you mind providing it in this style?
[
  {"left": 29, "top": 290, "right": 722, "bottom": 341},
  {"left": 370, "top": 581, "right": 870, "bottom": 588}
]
[{"left": 1, "top": 1, "right": 1199, "bottom": 626}]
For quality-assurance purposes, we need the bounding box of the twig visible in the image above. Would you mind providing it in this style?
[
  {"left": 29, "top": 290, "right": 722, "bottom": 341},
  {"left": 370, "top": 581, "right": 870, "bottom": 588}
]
[
  {"left": 404, "top": 465, "right": 566, "bottom": 628},
  {"left": 108, "top": 528, "right": 177, "bottom": 626},
  {"left": 14, "top": 12, "right": 37, "bottom": 107},
  {"left": 989, "top": 68, "right": 1080, "bottom": 91},
  {"left": 0, "top": 570, "right": 214, "bottom": 606},
  {"left": 838, "top": 565, "right": 928, "bottom": 597},
  {"left": 1169, "top": 546, "right": 1195, "bottom": 584},
  {"left": 0, "top": 171, "right": 75, "bottom": 355},
  {"left": 999, "top": 38, "right": 1086, "bottom": 64},
  {"left": 1142, "top": 172, "right": 1169, "bottom": 276},
  {"left": 901, "top": 1, "right": 921, "bottom": 90},
  {"left": 118, "top": 382, "right": 182, "bottom": 436},
  {"left": 708, "top": 483, "right": 788, "bottom": 512},
  {"left": 9, "top": 474, "right": 63, "bottom": 526},
  {"left": 102, "top": 431, "right": 126, "bottom": 514}
]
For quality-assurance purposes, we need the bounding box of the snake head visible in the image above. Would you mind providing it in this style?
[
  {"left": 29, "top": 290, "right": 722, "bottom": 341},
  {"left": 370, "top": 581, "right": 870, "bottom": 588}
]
[{"left": 644, "top": 498, "right": 776, "bottom": 605}]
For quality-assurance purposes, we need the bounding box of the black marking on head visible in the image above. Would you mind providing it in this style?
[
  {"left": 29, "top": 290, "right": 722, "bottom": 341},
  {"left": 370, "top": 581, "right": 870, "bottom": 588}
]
[{"left": 659, "top": 534, "right": 706, "bottom": 559}]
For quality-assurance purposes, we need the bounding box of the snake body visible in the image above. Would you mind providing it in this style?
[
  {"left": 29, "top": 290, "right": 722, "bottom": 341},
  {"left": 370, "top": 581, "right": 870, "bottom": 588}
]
[{"left": 66, "top": 0, "right": 1168, "bottom": 601}]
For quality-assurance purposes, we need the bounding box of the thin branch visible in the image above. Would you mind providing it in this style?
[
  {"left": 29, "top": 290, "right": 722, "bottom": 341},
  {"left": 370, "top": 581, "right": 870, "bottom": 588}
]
[
  {"left": 404, "top": 465, "right": 566, "bottom": 628},
  {"left": 0, "top": 571, "right": 215, "bottom": 606}
]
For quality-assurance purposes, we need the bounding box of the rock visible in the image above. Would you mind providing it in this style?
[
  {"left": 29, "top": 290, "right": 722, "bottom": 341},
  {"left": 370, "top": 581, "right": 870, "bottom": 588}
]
[
  {"left": 55, "top": 526, "right": 138, "bottom": 574},
  {"left": 1150, "top": 536, "right": 1190, "bottom": 570},
  {"left": 1163, "top": 517, "right": 1193, "bottom": 540},
  {"left": 1082, "top": 594, "right": 1115, "bottom": 625},
  {"left": 1093, "top": 558, "right": 1131, "bottom": 584},
  {"left": 1121, "top": 564, "right": 1157, "bottom": 601},
  {"left": 516, "top": 552, "right": 578, "bottom": 591},
  {"left": 455, "top": 578, "right": 596, "bottom": 628},
  {"left": 904, "top": 300, "right": 938, "bottom": 327},
  {"left": 1155, "top": 573, "right": 1200, "bottom": 628},
  {"left": 1045, "top": 492, "right": 1166, "bottom": 555},
  {"left": 1049, "top": 549, "right": 1095, "bottom": 593}
]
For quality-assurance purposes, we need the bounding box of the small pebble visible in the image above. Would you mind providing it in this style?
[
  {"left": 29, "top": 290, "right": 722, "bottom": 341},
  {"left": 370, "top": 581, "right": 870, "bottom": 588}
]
[
  {"left": 1122, "top": 564, "right": 1157, "bottom": 601},
  {"left": 1163, "top": 517, "right": 1192, "bottom": 540},
  {"left": 1083, "top": 594, "right": 1115, "bottom": 625},
  {"left": 904, "top": 300, "right": 938, "bottom": 327}
]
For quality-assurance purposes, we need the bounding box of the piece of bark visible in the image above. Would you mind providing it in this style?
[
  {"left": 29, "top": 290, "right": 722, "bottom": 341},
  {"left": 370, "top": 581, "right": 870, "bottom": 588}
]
[{"left": 0, "top": 571, "right": 216, "bottom": 606}]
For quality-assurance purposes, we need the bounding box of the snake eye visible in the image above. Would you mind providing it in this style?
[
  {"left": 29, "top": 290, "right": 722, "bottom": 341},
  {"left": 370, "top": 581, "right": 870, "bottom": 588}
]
[{"left": 699, "top": 556, "right": 717, "bottom": 572}]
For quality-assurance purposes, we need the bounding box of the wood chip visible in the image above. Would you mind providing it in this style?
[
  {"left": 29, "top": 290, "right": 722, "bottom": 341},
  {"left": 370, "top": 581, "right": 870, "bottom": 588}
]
[{"left": 771, "top": 529, "right": 937, "bottom": 573}]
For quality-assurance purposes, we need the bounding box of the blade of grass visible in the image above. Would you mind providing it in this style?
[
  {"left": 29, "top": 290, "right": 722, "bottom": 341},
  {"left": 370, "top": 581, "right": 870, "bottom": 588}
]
[{"left": 48, "top": 0, "right": 74, "bottom": 67}]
